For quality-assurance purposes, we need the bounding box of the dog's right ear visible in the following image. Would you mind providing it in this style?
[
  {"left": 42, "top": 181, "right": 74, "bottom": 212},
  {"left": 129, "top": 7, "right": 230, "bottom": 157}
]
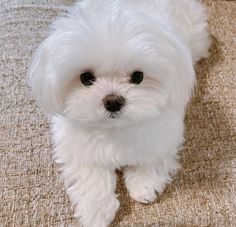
[{"left": 28, "top": 36, "right": 64, "bottom": 114}]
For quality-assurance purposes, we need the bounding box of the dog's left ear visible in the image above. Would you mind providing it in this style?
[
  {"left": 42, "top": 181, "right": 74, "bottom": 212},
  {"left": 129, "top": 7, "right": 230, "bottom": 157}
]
[{"left": 28, "top": 36, "right": 64, "bottom": 114}]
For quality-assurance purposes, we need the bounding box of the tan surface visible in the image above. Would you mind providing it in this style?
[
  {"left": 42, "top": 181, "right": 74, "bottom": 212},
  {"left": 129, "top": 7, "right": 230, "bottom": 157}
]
[{"left": 0, "top": 0, "right": 235, "bottom": 226}]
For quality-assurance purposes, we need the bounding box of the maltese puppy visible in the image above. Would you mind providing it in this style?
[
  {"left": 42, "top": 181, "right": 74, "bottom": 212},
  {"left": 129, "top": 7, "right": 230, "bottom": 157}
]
[{"left": 28, "top": 0, "right": 210, "bottom": 226}]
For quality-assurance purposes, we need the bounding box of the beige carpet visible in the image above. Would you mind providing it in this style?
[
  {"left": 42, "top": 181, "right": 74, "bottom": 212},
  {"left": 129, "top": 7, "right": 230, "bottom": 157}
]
[{"left": 0, "top": 0, "right": 235, "bottom": 226}]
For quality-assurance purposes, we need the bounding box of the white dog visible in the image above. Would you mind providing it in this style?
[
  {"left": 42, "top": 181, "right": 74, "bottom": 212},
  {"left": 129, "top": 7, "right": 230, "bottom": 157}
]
[{"left": 28, "top": 0, "right": 210, "bottom": 226}]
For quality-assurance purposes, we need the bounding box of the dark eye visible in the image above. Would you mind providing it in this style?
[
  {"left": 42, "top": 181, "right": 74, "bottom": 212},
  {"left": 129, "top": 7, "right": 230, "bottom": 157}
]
[
  {"left": 130, "top": 71, "right": 144, "bottom": 84},
  {"left": 80, "top": 71, "right": 96, "bottom": 86}
]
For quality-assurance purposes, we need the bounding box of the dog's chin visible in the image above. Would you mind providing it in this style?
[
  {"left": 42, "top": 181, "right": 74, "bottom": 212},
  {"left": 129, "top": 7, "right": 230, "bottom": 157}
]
[
  {"left": 71, "top": 116, "right": 130, "bottom": 129},
  {"left": 92, "top": 119, "right": 129, "bottom": 129},
  {"left": 70, "top": 111, "right": 159, "bottom": 130},
  {"left": 97, "top": 115, "right": 133, "bottom": 129}
]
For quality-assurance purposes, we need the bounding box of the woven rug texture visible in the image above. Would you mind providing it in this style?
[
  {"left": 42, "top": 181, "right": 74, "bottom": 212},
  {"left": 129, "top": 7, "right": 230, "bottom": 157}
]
[{"left": 0, "top": 0, "right": 235, "bottom": 226}]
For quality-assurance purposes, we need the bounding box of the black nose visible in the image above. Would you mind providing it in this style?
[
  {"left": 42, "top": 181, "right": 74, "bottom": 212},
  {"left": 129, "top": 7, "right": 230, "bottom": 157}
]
[{"left": 103, "top": 94, "right": 125, "bottom": 112}]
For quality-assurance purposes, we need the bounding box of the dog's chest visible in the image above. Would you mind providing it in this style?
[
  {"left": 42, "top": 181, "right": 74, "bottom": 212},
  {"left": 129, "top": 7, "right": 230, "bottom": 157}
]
[{"left": 53, "top": 114, "right": 183, "bottom": 167}]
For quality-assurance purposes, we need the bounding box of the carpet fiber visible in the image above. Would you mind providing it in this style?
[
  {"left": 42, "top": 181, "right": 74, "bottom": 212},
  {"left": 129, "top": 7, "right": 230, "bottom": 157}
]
[{"left": 0, "top": 0, "right": 235, "bottom": 226}]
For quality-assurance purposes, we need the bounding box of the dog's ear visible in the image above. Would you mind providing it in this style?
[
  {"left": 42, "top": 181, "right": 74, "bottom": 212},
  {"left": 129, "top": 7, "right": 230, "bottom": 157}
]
[{"left": 28, "top": 36, "right": 64, "bottom": 114}]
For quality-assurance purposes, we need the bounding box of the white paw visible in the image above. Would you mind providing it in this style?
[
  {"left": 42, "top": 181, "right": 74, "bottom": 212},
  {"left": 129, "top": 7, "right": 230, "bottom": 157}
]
[
  {"left": 124, "top": 166, "right": 170, "bottom": 204},
  {"left": 75, "top": 195, "right": 120, "bottom": 227},
  {"left": 128, "top": 182, "right": 157, "bottom": 204},
  {"left": 63, "top": 166, "right": 119, "bottom": 227}
]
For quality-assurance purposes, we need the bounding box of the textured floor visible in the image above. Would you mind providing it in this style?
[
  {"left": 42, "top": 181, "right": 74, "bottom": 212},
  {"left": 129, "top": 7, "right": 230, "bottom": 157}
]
[{"left": 0, "top": 0, "right": 235, "bottom": 226}]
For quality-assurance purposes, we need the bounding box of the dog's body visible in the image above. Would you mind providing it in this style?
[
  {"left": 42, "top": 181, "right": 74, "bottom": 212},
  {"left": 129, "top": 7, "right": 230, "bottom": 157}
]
[{"left": 28, "top": 0, "right": 210, "bottom": 226}]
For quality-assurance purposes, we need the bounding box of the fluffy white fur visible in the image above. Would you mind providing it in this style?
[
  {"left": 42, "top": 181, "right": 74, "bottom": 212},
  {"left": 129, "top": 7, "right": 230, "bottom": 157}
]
[{"left": 28, "top": 0, "right": 210, "bottom": 226}]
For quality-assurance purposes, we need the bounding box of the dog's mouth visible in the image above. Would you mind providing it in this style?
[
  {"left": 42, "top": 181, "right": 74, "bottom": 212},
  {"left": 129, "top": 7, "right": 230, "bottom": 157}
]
[{"left": 108, "top": 112, "right": 120, "bottom": 119}]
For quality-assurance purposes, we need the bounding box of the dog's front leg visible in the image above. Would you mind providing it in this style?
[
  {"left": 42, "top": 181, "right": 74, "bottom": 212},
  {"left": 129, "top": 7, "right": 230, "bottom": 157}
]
[
  {"left": 124, "top": 158, "right": 179, "bottom": 204},
  {"left": 62, "top": 165, "right": 119, "bottom": 227}
]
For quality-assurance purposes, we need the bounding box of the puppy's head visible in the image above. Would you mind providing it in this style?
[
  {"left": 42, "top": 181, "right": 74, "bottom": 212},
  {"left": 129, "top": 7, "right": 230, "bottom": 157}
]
[{"left": 28, "top": 3, "right": 195, "bottom": 128}]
